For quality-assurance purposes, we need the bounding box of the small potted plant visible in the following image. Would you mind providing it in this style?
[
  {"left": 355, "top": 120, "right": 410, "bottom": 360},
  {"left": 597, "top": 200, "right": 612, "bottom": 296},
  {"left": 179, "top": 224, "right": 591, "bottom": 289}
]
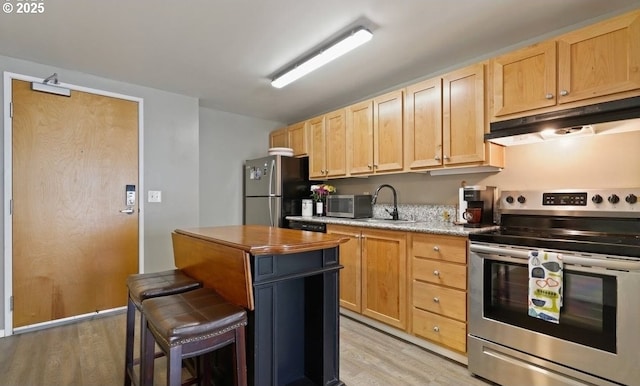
[{"left": 310, "top": 184, "right": 336, "bottom": 216}]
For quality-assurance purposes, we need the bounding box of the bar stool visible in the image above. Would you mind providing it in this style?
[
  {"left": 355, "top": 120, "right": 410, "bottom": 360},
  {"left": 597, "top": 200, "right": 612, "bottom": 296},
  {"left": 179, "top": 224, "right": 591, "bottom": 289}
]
[
  {"left": 141, "top": 287, "right": 248, "bottom": 386},
  {"left": 124, "top": 269, "right": 202, "bottom": 386}
]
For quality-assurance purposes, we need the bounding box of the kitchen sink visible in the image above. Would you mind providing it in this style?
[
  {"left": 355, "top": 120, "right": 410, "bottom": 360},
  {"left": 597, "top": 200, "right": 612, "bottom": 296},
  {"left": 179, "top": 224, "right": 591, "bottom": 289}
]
[{"left": 355, "top": 218, "right": 416, "bottom": 224}]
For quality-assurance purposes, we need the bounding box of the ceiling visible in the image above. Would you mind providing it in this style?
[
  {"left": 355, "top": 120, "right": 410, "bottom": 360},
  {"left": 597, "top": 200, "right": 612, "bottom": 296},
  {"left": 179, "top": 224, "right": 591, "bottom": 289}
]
[{"left": 1, "top": 0, "right": 639, "bottom": 124}]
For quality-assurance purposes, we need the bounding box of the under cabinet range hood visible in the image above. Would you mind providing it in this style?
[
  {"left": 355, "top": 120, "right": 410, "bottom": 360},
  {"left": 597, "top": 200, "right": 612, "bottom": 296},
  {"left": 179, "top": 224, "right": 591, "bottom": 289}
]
[{"left": 486, "top": 96, "right": 640, "bottom": 146}]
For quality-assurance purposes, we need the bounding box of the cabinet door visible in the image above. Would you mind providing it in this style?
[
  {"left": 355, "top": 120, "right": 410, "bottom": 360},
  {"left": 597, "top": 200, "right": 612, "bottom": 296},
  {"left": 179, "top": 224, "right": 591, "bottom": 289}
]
[
  {"left": 361, "top": 229, "right": 407, "bottom": 330},
  {"left": 325, "top": 109, "right": 348, "bottom": 178},
  {"left": 442, "top": 63, "right": 485, "bottom": 165},
  {"left": 288, "top": 121, "right": 308, "bottom": 156},
  {"left": 327, "top": 225, "right": 361, "bottom": 313},
  {"left": 557, "top": 10, "right": 640, "bottom": 104},
  {"left": 404, "top": 78, "right": 443, "bottom": 170},
  {"left": 308, "top": 115, "right": 326, "bottom": 179},
  {"left": 373, "top": 90, "right": 404, "bottom": 173},
  {"left": 346, "top": 100, "right": 374, "bottom": 175},
  {"left": 269, "top": 127, "right": 288, "bottom": 148},
  {"left": 491, "top": 40, "right": 557, "bottom": 117}
]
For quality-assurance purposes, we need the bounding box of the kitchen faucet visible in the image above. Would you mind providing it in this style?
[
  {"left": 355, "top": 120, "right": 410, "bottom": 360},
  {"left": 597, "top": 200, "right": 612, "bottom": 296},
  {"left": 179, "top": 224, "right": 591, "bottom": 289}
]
[{"left": 372, "top": 184, "right": 399, "bottom": 220}]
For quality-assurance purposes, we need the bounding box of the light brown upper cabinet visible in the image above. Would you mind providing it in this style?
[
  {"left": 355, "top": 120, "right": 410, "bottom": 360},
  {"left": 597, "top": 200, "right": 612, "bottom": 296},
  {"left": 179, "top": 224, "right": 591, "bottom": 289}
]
[
  {"left": 405, "top": 63, "right": 502, "bottom": 171},
  {"left": 491, "top": 40, "right": 557, "bottom": 117},
  {"left": 288, "top": 120, "right": 308, "bottom": 157},
  {"left": 269, "top": 127, "right": 288, "bottom": 148},
  {"left": 442, "top": 63, "right": 486, "bottom": 165},
  {"left": 491, "top": 9, "right": 640, "bottom": 120},
  {"left": 347, "top": 90, "right": 404, "bottom": 176},
  {"left": 308, "top": 109, "right": 347, "bottom": 179},
  {"left": 404, "top": 77, "right": 443, "bottom": 169}
]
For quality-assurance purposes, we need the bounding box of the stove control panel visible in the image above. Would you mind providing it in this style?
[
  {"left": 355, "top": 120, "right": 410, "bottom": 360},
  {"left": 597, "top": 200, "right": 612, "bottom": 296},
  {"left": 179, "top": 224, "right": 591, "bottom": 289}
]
[
  {"left": 500, "top": 188, "right": 640, "bottom": 216},
  {"left": 542, "top": 192, "right": 587, "bottom": 206}
]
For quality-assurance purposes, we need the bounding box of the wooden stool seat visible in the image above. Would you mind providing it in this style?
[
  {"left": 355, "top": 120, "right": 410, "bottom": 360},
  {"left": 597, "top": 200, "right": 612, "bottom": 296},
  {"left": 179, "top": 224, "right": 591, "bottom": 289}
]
[
  {"left": 141, "top": 287, "right": 248, "bottom": 386},
  {"left": 124, "top": 269, "right": 202, "bottom": 386}
]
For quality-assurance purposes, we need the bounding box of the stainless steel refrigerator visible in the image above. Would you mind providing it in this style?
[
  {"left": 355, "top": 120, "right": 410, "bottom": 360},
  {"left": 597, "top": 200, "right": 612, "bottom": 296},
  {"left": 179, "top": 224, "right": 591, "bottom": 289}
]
[{"left": 243, "top": 155, "right": 313, "bottom": 228}]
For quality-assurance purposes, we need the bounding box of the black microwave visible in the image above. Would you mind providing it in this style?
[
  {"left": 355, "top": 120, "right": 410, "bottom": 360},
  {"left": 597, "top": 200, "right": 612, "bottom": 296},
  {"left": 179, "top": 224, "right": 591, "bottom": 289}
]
[{"left": 326, "top": 195, "right": 372, "bottom": 218}]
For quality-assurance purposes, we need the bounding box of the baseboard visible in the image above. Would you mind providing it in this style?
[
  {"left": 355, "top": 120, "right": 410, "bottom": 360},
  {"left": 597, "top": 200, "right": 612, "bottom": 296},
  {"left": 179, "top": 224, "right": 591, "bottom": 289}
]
[{"left": 10, "top": 307, "right": 126, "bottom": 335}]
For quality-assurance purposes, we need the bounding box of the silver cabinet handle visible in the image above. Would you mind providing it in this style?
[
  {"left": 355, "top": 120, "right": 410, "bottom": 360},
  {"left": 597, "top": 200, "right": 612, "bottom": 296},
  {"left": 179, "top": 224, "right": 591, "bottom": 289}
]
[
  {"left": 433, "top": 326, "right": 440, "bottom": 332},
  {"left": 545, "top": 93, "right": 554, "bottom": 99},
  {"left": 433, "top": 246, "right": 440, "bottom": 252},
  {"left": 433, "top": 297, "right": 440, "bottom": 303},
  {"left": 560, "top": 89, "right": 569, "bottom": 96},
  {"left": 120, "top": 208, "right": 135, "bottom": 214},
  {"left": 434, "top": 156, "right": 441, "bottom": 161},
  {"left": 443, "top": 155, "right": 450, "bottom": 161},
  {"left": 433, "top": 270, "right": 440, "bottom": 277},
  {"left": 367, "top": 164, "right": 373, "bottom": 169}
]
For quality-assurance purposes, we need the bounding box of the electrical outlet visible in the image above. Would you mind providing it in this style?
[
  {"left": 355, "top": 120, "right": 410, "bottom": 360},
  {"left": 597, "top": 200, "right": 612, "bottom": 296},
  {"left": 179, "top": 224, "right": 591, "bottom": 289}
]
[{"left": 148, "top": 190, "right": 162, "bottom": 203}]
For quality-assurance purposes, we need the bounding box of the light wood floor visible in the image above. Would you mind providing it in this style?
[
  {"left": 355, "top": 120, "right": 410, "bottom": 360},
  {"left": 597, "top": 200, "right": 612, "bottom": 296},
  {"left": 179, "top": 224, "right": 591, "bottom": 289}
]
[{"left": 0, "top": 311, "right": 494, "bottom": 385}]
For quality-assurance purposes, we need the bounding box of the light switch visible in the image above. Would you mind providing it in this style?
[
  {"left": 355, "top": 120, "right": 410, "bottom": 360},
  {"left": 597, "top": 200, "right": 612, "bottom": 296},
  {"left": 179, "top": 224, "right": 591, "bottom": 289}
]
[{"left": 148, "top": 190, "right": 162, "bottom": 203}]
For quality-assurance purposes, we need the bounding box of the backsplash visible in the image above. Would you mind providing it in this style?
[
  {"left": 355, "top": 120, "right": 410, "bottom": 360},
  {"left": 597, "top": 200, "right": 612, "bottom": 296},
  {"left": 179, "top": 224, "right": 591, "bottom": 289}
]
[
  {"left": 330, "top": 130, "right": 640, "bottom": 206},
  {"left": 373, "top": 204, "right": 458, "bottom": 224}
]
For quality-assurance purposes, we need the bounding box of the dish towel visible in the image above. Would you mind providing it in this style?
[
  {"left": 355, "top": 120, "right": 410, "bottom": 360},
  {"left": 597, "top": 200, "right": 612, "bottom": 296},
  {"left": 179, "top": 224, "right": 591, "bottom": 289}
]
[{"left": 528, "top": 250, "right": 563, "bottom": 323}]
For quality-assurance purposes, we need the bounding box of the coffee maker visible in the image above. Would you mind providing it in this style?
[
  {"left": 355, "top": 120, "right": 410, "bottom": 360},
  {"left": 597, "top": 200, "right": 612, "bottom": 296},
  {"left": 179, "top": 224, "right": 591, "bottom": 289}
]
[{"left": 460, "top": 186, "right": 496, "bottom": 227}]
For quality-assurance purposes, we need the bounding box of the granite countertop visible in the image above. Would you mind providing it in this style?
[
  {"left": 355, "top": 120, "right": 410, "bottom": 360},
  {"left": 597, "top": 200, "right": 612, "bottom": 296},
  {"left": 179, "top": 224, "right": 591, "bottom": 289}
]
[{"left": 286, "top": 215, "right": 498, "bottom": 237}]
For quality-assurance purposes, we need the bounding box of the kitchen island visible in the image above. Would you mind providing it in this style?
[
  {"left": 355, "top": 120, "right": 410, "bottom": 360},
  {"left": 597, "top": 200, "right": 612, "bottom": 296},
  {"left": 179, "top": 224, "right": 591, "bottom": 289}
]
[{"left": 171, "top": 225, "right": 349, "bottom": 386}]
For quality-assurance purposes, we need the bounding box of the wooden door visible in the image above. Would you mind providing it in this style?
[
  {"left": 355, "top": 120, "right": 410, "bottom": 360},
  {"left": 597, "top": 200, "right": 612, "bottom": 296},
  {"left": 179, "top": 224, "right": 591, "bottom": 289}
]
[
  {"left": 404, "top": 78, "right": 443, "bottom": 170},
  {"left": 491, "top": 40, "right": 557, "bottom": 117},
  {"left": 346, "top": 100, "right": 374, "bottom": 175},
  {"left": 557, "top": 10, "right": 640, "bottom": 105},
  {"left": 12, "top": 79, "right": 139, "bottom": 327},
  {"left": 324, "top": 109, "right": 347, "bottom": 178},
  {"left": 373, "top": 90, "right": 404, "bottom": 173},
  {"left": 442, "top": 63, "right": 486, "bottom": 166},
  {"left": 327, "top": 225, "right": 361, "bottom": 312},
  {"left": 361, "top": 228, "right": 407, "bottom": 330},
  {"left": 308, "top": 116, "right": 326, "bottom": 179}
]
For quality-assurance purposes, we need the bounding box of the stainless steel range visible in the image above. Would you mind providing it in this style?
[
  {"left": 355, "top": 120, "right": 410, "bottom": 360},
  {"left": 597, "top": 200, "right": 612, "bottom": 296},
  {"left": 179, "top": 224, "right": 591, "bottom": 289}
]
[{"left": 468, "top": 188, "right": 640, "bottom": 386}]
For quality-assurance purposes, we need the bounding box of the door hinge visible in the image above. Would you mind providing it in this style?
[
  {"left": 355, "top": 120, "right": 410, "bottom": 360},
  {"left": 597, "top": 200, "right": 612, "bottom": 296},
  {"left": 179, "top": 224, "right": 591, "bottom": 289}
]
[
  {"left": 10, "top": 296, "right": 13, "bottom": 311},
  {"left": 9, "top": 101, "right": 13, "bottom": 118},
  {"left": 9, "top": 199, "right": 12, "bottom": 215}
]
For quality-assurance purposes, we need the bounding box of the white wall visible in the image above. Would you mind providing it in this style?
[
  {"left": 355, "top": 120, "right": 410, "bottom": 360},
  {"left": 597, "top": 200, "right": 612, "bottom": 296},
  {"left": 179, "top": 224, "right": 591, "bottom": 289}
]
[
  {"left": 0, "top": 54, "right": 201, "bottom": 326},
  {"left": 330, "top": 130, "right": 640, "bottom": 206},
  {"left": 199, "top": 108, "right": 283, "bottom": 226}
]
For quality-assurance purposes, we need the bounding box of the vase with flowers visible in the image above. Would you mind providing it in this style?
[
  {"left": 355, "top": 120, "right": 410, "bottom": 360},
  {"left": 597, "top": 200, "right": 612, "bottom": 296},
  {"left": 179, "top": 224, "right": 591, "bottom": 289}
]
[{"left": 310, "top": 184, "right": 336, "bottom": 216}]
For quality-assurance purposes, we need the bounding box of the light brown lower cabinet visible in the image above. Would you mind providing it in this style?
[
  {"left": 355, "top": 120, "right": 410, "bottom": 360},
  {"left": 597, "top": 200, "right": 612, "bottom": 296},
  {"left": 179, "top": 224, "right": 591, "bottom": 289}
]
[
  {"left": 328, "top": 225, "right": 407, "bottom": 330},
  {"left": 410, "top": 233, "right": 468, "bottom": 353},
  {"left": 330, "top": 225, "right": 468, "bottom": 354}
]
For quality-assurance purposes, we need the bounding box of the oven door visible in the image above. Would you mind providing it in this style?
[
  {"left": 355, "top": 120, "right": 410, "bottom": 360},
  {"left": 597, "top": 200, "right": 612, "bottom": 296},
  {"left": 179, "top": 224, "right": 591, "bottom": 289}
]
[{"left": 468, "top": 243, "right": 640, "bottom": 386}]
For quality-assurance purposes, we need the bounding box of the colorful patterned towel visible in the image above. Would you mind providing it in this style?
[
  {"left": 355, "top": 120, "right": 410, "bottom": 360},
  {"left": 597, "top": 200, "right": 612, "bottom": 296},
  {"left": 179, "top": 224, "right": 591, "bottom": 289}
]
[{"left": 528, "top": 250, "right": 563, "bottom": 323}]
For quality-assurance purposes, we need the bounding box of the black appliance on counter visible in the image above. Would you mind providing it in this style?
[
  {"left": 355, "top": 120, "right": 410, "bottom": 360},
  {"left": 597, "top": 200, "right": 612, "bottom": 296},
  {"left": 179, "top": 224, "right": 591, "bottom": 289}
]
[
  {"left": 461, "top": 186, "right": 496, "bottom": 227},
  {"left": 288, "top": 219, "right": 326, "bottom": 233},
  {"left": 467, "top": 188, "right": 640, "bottom": 386}
]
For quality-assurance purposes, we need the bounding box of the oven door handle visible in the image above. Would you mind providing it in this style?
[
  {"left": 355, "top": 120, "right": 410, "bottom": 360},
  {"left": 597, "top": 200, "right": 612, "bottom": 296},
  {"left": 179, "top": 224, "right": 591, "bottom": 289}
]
[{"left": 470, "top": 243, "right": 640, "bottom": 271}]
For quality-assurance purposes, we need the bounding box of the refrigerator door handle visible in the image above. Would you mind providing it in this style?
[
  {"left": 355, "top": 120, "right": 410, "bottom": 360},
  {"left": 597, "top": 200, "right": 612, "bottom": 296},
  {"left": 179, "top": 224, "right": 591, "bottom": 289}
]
[{"left": 268, "top": 160, "right": 276, "bottom": 226}]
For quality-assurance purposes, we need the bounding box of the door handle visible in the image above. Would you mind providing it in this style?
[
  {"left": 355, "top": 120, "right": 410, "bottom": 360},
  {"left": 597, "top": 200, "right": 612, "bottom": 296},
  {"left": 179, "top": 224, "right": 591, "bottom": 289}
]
[{"left": 120, "top": 208, "right": 135, "bottom": 215}]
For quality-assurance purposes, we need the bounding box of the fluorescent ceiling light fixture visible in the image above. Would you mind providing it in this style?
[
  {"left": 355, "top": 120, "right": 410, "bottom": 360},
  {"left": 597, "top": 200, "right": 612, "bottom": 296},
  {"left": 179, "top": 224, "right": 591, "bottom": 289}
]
[{"left": 271, "top": 27, "right": 373, "bottom": 89}]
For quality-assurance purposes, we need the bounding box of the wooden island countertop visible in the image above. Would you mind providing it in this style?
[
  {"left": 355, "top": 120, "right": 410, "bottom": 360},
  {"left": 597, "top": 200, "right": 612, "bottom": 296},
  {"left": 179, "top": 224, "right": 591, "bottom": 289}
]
[{"left": 175, "top": 225, "right": 348, "bottom": 255}]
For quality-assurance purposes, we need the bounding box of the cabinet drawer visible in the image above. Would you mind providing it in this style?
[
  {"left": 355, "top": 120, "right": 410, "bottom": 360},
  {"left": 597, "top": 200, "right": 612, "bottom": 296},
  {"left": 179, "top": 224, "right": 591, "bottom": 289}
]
[
  {"left": 412, "top": 258, "right": 466, "bottom": 290},
  {"left": 411, "top": 234, "right": 466, "bottom": 264},
  {"left": 413, "top": 281, "right": 466, "bottom": 321},
  {"left": 413, "top": 308, "right": 466, "bottom": 353}
]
